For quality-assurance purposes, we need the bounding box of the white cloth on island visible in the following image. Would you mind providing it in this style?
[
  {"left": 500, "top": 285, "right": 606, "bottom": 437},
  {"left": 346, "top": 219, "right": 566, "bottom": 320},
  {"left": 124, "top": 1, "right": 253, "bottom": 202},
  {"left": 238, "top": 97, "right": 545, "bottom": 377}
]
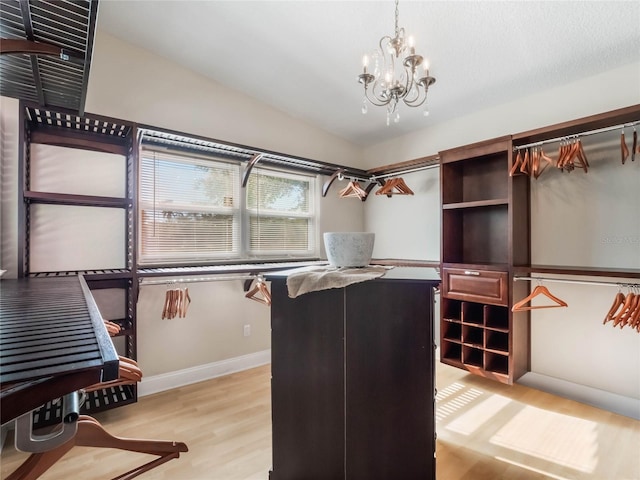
[{"left": 286, "top": 265, "right": 393, "bottom": 298}]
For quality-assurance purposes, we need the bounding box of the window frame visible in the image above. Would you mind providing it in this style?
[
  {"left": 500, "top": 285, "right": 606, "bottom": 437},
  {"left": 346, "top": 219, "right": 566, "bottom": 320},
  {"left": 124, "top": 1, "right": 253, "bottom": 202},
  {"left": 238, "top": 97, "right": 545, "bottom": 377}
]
[{"left": 137, "top": 147, "right": 320, "bottom": 267}]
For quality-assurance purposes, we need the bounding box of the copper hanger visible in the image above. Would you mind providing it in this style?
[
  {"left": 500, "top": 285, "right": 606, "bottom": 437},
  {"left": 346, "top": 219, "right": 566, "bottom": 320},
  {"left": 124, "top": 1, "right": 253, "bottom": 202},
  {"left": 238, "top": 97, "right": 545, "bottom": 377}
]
[
  {"left": 613, "top": 291, "right": 636, "bottom": 328},
  {"left": 621, "top": 129, "right": 630, "bottom": 164},
  {"left": 519, "top": 148, "right": 530, "bottom": 176},
  {"left": 509, "top": 149, "right": 523, "bottom": 177},
  {"left": 603, "top": 290, "right": 625, "bottom": 325},
  {"left": 339, "top": 180, "right": 368, "bottom": 200},
  {"left": 375, "top": 177, "right": 414, "bottom": 196},
  {"left": 512, "top": 282, "right": 568, "bottom": 312},
  {"left": 245, "top": 277, "right": 272, "bottom": 306},
  {"left": 84, "top": 356, "right": 142, "bottom": 393},
  {"left": 104, "top": 320, "right": 121, "bottom": 336},
  {"left": 534, "top": 147, "right": 555, "bottom": 179}
]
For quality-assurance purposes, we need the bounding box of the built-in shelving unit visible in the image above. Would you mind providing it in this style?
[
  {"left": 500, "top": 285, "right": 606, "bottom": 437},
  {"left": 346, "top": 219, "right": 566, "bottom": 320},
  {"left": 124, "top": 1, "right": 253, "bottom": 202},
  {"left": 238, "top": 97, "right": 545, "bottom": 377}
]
[
  {"left": 439, "top": 104, "right": 640, "bottom": 385},
  {"left": 19, "top": 101, "right": 139, "bottom": 416},
  {"left": 440, "top": 135, "right": 530, "bottom": 385}
]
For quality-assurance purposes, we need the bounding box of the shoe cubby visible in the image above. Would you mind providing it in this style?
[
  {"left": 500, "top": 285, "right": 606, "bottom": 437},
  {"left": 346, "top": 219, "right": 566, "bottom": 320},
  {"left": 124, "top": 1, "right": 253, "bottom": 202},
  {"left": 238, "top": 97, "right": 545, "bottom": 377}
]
[
  {"left": 442, "top": 320, "right": 462, "bottom": 342},
  {"left": 442, "top": 298, "right": 463, "bottom": 322},
  {"left": 462, "top": 325, "right": 484, "bottom": 348},
  {"left": 463, "top": 346, "right": 484, "bottom": 368},
  {"left": 441, "top": 340, "right": 462, "bottom": 364},
  {"left": 485, "top": 330, "right": 509, "bottom": 353},
  {"left": 461, "top": 301, "right": 484, "bottom": 325},
  {"left": 485, "top": 352, "right": 509, "bottom": 376},
  {"left": 440, "top": 296, "right": 515, "bottom": 383},
  {"left": 484, "top": 305, "right": 509, "bottom": 330}
]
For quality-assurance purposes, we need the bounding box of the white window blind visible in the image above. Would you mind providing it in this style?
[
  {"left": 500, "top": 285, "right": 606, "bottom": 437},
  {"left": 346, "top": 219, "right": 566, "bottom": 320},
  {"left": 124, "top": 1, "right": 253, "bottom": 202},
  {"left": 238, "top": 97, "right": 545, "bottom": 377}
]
[
  {"left": 139, "top": 149, "right": 317, "bottom": 265},
  {"left": 247, "top": 169, "right": 315, "bottom": 256},
  {"left": 139, "top": 151, "right": 240, "bottom": 264}
]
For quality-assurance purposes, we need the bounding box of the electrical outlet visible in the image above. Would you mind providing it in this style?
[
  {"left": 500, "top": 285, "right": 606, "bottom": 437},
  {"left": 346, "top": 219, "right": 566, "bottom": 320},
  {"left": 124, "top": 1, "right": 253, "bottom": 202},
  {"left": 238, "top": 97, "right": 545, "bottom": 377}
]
[{"left": 243, "top": 324, "right": 251, "bottom": 337}]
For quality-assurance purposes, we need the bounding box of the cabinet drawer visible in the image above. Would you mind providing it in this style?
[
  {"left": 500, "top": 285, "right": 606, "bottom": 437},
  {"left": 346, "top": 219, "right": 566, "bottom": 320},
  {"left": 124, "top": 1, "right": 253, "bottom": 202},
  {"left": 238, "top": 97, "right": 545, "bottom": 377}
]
[{"left": 442, "top": 267, "right": 508, "bottom": 306}]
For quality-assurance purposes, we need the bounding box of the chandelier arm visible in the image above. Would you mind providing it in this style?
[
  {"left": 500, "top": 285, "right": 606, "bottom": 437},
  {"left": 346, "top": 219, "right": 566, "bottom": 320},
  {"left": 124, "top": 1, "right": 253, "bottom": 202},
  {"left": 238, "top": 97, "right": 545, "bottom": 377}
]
[
  {"left": 403, "top": 91, "right": 428, "bottom": 108},
  {"left": 364, "top": 87, "right": 392, "bottom": 107}
]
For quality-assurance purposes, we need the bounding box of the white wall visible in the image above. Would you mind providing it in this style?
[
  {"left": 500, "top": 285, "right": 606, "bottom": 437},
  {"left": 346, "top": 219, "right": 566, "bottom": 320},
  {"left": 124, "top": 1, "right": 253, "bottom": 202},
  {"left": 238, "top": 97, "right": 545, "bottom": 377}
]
[
  {"left": 365, "top": 167, "right": 440, "bottom": 261},
  {"left": 86, "top": 31, "right": 364, "bottom": 169}
]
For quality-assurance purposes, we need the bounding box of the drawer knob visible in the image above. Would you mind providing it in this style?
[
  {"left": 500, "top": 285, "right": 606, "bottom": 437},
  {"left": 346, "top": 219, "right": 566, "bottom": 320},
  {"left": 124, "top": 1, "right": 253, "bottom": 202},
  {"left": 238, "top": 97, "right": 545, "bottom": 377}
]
[{"left": 464, "top": 270, "right": 480, "bottom": 276}]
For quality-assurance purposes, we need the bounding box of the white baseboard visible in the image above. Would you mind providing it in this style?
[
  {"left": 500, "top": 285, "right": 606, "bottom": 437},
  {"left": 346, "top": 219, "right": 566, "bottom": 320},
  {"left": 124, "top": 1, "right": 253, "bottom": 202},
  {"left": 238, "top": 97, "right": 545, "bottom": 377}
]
[
  {"left": 138, "top": 349, "right": 271, "bottom": 397},
  {"left": 517, "top": 372, "right": 640, "bottom": 420}
]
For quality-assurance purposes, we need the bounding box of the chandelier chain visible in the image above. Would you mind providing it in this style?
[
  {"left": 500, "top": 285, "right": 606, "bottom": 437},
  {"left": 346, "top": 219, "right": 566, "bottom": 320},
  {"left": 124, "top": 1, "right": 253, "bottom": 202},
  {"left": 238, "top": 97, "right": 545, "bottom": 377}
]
[{"left": 394, "top": 0, "right": 400, "bottom": 38}]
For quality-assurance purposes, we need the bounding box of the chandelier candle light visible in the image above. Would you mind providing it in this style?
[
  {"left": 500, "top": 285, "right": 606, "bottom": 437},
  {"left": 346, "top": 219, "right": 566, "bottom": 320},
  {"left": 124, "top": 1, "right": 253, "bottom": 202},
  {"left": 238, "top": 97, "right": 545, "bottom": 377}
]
[{"left": 358, "top": 0, "right": 436, "bottom": 125}]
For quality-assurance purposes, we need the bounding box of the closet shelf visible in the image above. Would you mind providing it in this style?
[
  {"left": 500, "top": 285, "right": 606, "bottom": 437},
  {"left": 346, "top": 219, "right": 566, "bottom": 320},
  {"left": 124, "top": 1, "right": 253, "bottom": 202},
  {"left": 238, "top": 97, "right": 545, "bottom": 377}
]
[
  {"left": 30, "top": 269, "right": 133, "bottom": 280},
  {"left": 512, "top": 104, "right": 640, "bottom": 146},
  {"left": 24, "top": 191, "right": 131, "bottom": 209},
  {"left": 442, "top": 198, "right": 509, "bottom": 209},
  {"left": 514, "top": 265, "right": 640, "bottom": 279},
  {"left": 138, "top": 260, "right": 327, "bottom": 278}
]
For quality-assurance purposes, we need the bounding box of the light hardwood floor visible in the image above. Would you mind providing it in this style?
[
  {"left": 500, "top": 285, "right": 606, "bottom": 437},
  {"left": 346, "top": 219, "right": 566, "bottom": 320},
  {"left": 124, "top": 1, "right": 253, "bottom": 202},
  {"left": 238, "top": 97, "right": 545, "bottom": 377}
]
[{"left": 1, "top": 363, "right": 638, "bottom": 480}]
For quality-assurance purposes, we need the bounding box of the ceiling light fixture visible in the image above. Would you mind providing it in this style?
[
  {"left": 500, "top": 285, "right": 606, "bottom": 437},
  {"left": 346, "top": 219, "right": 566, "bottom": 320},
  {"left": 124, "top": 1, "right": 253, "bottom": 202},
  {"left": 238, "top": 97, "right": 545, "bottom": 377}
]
[{"left": 357, "top": 0, "right": 436, "bottom": 125}]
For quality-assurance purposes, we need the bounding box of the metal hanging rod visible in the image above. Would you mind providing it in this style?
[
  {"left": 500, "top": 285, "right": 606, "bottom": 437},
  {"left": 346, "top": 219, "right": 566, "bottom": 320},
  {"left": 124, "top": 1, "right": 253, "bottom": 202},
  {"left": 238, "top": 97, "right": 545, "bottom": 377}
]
[
  {"left": 514, "top": 276, "right": 640, "bottom": 288},
  {"left": 514, "top": 121, "right": 640, "bottom": 151},
  {"left": 140, "top": 274, "right": 259, "bottom": 286},
  {"left": 369, "top": 163, "right": 440, "bottom": 181},
  {"left": 333, "top": 163, "right": 439, "bottom": 184}
]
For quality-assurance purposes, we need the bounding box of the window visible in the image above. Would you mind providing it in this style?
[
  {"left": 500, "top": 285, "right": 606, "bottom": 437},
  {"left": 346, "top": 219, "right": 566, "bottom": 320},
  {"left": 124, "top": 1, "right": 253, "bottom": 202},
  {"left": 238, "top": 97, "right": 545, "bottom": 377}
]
[{"left": 139, "top": 149, "right": 317, "bottom": 265}]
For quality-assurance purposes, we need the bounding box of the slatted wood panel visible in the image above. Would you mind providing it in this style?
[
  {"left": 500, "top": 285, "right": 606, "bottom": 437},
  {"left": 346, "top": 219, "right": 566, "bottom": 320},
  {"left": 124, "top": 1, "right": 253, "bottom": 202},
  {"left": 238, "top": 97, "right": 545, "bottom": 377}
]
[
  {"left": 0, "top": 276, "right": 119, "bottom": 424},
  {"left": 0, "top": 0, "right": 99, "bottom": 113}
]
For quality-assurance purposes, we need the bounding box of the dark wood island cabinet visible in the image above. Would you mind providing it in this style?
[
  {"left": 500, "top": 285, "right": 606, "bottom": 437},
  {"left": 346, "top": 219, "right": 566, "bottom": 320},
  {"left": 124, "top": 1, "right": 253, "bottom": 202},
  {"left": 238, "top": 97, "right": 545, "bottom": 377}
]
[{"left": 268, "top": 267, "right": 440, "bottom": 480}]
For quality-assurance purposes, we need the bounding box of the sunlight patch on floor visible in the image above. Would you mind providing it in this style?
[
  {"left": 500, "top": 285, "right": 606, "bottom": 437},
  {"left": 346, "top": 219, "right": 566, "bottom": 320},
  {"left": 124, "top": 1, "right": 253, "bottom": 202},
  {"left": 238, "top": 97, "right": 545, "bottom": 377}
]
[
  {"left": 490, "top": 405, "right": 598, "bottom": 473},
  {"left": 495, "top": 456, "right": 571, "bottom": 480},
  {"left": 446, "top": 393, "right": 512, "bottom": 436},
  {"left": 436, "top": 384, "right": 484, "bottom": 423}
]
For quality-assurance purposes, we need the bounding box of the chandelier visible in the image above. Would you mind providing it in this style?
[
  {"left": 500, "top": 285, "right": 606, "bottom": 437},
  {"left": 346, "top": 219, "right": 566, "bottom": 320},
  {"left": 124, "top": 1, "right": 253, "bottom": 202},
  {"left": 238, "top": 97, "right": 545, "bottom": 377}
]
[{"left": 357, "top": 0, "right": 436, "bottom": 125}]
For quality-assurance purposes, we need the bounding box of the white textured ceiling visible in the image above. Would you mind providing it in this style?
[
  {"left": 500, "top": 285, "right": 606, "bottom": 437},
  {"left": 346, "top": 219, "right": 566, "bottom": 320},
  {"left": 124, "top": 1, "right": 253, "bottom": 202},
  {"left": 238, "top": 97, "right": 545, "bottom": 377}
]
[{"left": 97, "top": 1, "right": 640, "bottom": 146}]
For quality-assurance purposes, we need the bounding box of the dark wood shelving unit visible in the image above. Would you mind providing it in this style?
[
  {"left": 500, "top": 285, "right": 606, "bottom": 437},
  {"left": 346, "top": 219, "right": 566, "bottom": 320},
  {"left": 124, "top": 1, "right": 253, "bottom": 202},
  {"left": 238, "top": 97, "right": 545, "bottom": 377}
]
[
  {"left": 24, "top": 191, "right": 131, "bottom": 208},
  {"left": 18, "top": 101, "right": 139, "bottom": 415},
  {"left": 442, "top": 198, "right": 509, "bottom": 209},
  {"left": 439, "top": 104, "right": 640, "bottom": 386},
  {"left": 440, "top": 135, "right": 530, "bottom": 385}
]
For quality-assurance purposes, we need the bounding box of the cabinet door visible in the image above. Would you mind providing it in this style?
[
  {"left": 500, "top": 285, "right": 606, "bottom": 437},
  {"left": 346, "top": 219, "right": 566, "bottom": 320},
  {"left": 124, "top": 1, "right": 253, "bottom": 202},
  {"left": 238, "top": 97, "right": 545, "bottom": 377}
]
[
  {"left": 270, "top": 280, "right": 345, "bottom": 480},
  {"left": 345, "top": 280, "right": 435, "bottom": 480}
]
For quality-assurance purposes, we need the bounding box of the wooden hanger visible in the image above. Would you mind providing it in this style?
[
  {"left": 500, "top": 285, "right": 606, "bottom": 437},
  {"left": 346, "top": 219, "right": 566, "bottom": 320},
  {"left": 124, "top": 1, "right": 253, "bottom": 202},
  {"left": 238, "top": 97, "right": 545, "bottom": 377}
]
[
  {"left": 519, "top": 148, "right": 530, "bottom": 175},
  {"left": 512, "top": 283, "right": 568, "bottom": 312},
  {"left": 509, "top": 149, "right": 523, "bottom": 177},
  {"left": 534, "top": 147, "right": 555, "bottom": 179},
  {"left": 603, "top": 291, "right": 625, "bottom": 325},
  {"left": 7, "top": 415, "right": 188, "bottom": 480},
  {"left": 104, "top": 320, "right": 121, "bottom": 336},
  {"left": 162, "top": 286, "right": 191, "bottom": 319},
  {"left": 613, "top": 292, "right": 637, "bottom": 328},
  {"left": 339, "top": 180, "right": 368, "bottom": 200},
  {"left": 621, "top": 130, "right": 630, "bottom": 164},
  {"left": 84, "top": 356, "right": 142, "bottom": 393},
  {"left": 375, "top": 177, "right": 414, "bottom": 196},
  {"left": 245, "top": 278, "right": 272, "bottom": 306}
]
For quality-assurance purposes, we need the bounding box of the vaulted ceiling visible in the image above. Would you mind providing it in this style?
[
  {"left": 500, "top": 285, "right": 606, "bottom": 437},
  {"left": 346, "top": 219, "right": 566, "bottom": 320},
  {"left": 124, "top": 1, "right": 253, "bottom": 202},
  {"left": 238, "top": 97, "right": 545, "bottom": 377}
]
[{"left": 2, "top": 1, "right": 639, "bottom": 146}]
